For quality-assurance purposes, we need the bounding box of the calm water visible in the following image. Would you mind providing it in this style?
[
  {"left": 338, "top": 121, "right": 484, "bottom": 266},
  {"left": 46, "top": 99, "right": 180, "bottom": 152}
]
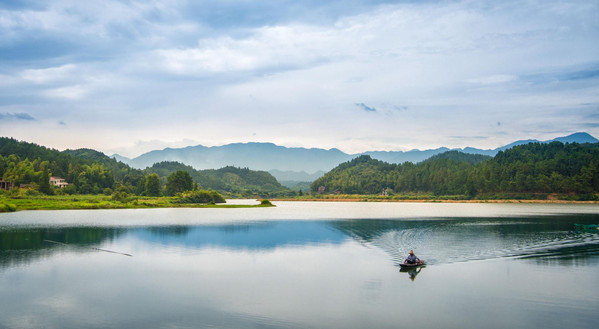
[{"left": 1, "top": 202, "right": 598, "bottom": 329}]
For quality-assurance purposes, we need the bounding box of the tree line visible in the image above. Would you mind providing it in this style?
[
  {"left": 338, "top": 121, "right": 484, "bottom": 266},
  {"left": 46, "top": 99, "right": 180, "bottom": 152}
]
[{"left": 311, "top": 142, "right": 599, "bottom": 199}]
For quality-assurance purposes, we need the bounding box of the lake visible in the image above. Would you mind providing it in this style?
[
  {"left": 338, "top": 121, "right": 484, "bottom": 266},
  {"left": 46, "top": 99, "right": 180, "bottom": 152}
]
[{"left": 1, "top": 202, "right": 598, "bottom": 329}]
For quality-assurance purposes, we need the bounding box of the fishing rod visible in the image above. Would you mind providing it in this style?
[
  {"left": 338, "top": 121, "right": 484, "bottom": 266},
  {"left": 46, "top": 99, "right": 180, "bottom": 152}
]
[{"left": 43, "top": 239, "right": 132, "bottom": 257}]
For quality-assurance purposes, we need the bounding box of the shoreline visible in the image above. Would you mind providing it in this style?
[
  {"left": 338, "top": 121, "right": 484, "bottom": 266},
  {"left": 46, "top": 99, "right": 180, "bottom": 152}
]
[
  {"left": 3, "top": 195, "right": 598, "bottom": 213},
  {"left": 0, "top": 203, "right": 274, "bottom": 212},
  {"left": 0, "top": 195, "right": 273, "bottom": 212},
  {"left": 270, "top": 198, "right": 599, "bottom": 204}
]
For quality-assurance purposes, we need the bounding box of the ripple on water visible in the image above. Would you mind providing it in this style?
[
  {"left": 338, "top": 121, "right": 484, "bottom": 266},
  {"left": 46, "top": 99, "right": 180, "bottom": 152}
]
[{"left": 347, "top": 217, "right": 599, "bottom": 266}]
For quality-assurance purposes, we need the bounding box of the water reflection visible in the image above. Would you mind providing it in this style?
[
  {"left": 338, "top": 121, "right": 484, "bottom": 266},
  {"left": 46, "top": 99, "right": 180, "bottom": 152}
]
[
  {"left": 1, "top": 210, "right": 599, "bottom": 329},
  {"left": 138, "top": 221, "right": 346, "bottom": 250},
  {"left": 0, "top": 227, "right": 126, "bottom": 270},
  {"left": 400, "top": 266, "right": 425, "bottom": 281},
  {"left": 2, "top": 214, "right": 599, "bottom": 272}
]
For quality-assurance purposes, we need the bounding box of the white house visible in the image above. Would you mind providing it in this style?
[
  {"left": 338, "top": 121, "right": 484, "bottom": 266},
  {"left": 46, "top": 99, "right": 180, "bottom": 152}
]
[{"left": 49, "top": 176, "right": 69, "bottom": 189}]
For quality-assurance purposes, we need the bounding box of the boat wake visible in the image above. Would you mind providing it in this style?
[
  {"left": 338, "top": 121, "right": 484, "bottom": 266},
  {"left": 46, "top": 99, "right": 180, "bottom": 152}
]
[{"left": 333, "top": 217, "right": 599, "bottom": 265}]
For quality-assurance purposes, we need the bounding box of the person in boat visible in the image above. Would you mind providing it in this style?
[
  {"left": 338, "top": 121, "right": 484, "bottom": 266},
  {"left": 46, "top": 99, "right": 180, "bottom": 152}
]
[{"left": 404, "top": 250, "right": 421, "bottom": 264}]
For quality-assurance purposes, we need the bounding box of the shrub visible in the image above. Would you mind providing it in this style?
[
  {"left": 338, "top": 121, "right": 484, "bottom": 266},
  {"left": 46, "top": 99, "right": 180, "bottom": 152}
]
[
  {"left": 177, "top": 190, "right": 226, "bottom": 204},
  {"left": 23, "top": 188, "right": 40, "bottom": 197},
  {"left": 260, "top": 199, "right": 273, "bottom": 206},
  {"left": 0, "top": 202, "right": 16, "bottom": 212},
  {"left": 62, "top": 184, "right": 77, "bottom": 195},
  {"left": 111, "top": 191, "right": 132, "bottom": 203},
  {"left": 559, "top": 193, "right": 599, "bottom": 201}
]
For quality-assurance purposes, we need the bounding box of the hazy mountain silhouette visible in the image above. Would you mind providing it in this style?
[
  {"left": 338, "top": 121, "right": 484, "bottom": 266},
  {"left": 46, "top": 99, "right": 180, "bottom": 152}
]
[
  {"left": 110, "top": 154, "right": 131, "bottom": 163},
  {"left": 127, "top": 143, "right": 350, "bottom": 173},
  {"left": 121, "top": 132, "right": 598, "bottom": 181},
  {"left": 267, "top": 169, "right": 326, "bottom": 182}
]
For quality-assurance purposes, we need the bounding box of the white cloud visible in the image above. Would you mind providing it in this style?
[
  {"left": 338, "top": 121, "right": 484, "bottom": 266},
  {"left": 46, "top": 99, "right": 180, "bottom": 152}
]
[
  {"left": 42, "top": 85, "right": 87, "bottom": 99},
  {"left": 466, "top": 75, "right": 518, "bottom": 85},
  {"left": 20, "top": 64, "right": 77, "bottom": 84},
  {"left": 151, "top": 24, "right": 345, "bottom": 75},
  {"left": 0, "top": 0, "right": 190, "bottom": 48},
  {"left": 0, "top": 0, "right": 598, "bottom": 153}
]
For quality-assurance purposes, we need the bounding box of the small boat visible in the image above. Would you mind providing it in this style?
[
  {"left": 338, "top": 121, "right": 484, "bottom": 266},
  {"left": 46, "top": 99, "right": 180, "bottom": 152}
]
[{"left": 399, "top": 261, "right": 425, "bottom": 268}]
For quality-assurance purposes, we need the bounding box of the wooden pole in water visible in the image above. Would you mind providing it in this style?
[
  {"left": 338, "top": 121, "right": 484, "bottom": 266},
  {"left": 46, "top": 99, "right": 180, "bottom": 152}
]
[{"left": 43, "top": 239, "right": 132, "bottom": 257}]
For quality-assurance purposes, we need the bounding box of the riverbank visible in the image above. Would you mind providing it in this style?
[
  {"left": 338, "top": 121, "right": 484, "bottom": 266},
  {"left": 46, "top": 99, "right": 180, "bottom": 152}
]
[
  {"left": 271, "top": 195, "right": 599, "bottom": 204},
  {"left": 2, "top": 194, "right": 597, "bottom": 213},
  {"left": 0, "top": 195, "right": 273, "bottom": 212}
]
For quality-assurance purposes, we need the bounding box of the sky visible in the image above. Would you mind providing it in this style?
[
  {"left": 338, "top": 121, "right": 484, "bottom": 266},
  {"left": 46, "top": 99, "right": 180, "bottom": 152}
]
[{"left": 0, "top": 0, "right": 598, "bottom": 158}]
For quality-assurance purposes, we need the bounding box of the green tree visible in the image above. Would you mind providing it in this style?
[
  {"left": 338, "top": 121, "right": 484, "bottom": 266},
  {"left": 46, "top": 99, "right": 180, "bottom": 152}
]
[
  {"left": 111, "top": 185, "right": 132, "bottom": 203},
  {"left": 145, "top": 173, "right": 161, "bottom": 196},
  {"left": 166, "top": 170, "right": 193, "bottom": 196},
  {"left": 38, "top": 168, "right": 52, "bottom": 195}
]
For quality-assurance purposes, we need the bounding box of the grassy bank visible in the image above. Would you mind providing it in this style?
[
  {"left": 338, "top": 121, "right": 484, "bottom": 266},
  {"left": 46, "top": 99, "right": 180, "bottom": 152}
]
[{"left": 0, "top": 195, "right": 274, "bottom": 212}]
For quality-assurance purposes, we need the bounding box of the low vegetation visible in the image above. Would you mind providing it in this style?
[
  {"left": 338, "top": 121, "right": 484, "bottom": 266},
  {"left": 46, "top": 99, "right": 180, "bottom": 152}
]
[
  {"left": 0, "top": 201, "right": 16, "bottom": 212},
  {"left": 0, "top": 192, "right": 274, "bottom": 212},
  {"left": 260, "top": 199, "right": 273, "bottom": 206},
  {"left": 175, "top": 190, "right": 226, "bottom": 204}
]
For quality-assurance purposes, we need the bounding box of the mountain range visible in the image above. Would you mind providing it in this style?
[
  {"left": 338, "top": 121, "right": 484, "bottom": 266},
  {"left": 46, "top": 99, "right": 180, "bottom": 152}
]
[{"left": 114, "top": 132, "right": 598, "bottom": 183}]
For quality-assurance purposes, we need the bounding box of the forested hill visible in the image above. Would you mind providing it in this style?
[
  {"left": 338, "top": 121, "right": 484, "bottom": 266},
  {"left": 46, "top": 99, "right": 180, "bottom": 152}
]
[
  {"left": 0, "top": 137, "right": 121, "bottom": 194},
  {"left": 0, "top": 137, "right": 291, "bottom": 197},
  {"left": 423, "top": 150, "right": 491, "bottom": 165},
  {"left": 63, "top": 148, "right": 146, "bottom": 185},
  {"left": 311, "top": 142, "right": 599, "bottom": 198},
  {"left": 145, "top": 161, "right": 288, "bottom": 196}
]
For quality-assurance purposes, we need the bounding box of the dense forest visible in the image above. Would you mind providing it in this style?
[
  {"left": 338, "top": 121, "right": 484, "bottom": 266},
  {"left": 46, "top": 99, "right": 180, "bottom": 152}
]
[
  {"left": 0, "top": 138, "right": 120, "bottom": 194},
  {"left": 0, "top": 138, "right": 291, "bottom": 197},
  {"left": 145, "top": 161, "right": 291, "bottom": 196},
  {"left": 311, "top": 142, "right": 599, "bottom": 200}
]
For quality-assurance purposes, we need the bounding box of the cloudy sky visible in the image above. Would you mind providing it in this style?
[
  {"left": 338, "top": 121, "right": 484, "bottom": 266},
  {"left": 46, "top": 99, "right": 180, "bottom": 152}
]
[{"left": 1, "top": 0, "right": 598, "bottom": 157}]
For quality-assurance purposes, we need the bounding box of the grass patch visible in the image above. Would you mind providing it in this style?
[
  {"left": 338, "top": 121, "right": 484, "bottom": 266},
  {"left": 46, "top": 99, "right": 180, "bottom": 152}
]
[
  {"left": 0, "top": 195, "right": 275, "bottom": 212},
  {"left": 0, "top": 201, "right": 17, "bottom": 212}
]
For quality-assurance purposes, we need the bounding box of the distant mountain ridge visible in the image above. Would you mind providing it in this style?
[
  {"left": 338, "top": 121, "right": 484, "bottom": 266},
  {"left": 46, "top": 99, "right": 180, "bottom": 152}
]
[
  {"left": 267, "top": 169, "right": 325, "bottom": 183},
  {"left": 111, "top": 154, "right": 131, "bottom": 163},
  {"left": 126, "top": 142, "right": 350, "bottom": 173},
  {"left": 119, "top": 132, "right": 598, "bottom": 181}
]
